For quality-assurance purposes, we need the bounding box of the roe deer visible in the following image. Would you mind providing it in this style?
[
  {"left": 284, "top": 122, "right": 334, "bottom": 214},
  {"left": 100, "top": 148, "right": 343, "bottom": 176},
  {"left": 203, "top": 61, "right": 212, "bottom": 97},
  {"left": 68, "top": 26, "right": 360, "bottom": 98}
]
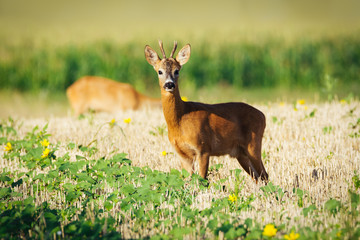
[
  {"left": 145, "top": 40, "right": 268, "bottom": 182},
  {"left": 66, "top": 76, "right": 161, "bottom": 115}
]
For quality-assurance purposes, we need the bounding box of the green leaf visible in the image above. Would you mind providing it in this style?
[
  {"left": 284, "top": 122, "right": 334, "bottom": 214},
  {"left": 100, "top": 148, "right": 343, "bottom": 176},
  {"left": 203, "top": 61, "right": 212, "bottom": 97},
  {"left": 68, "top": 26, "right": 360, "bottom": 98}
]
[
  {"left": 76, "top": 181, "right": 92, "bottom": 190},
  {"left": 33, "top": 173, "right": 45, "bottom": 181},
  {"left": 302, "top": 204, "right": 317, "bottom": 217},
  {"left": 244, "top": 218, "right": 253, "bottom": 229},
  {"left": 10, "top": 191, "right": 23, "bottom": 198},
  {"left": 293, "top": 188, "right": 305, "bottom": 198},
  {"left": 225, "top": 228, "right": 237, "bottom": 239},
  {"left": 104, "top": 201, "right": 113, "bottom": 211},
  {"left": 76, "top": 155, "right": 87, "bottom": 161},
  {"left": 119, "top": 198, "right": 133, "bottom": 211},
  {"left": 260, "top": 182, "right": 277, "bottom": 193},
  {"left": 324, "top": 199, "right": 341, "bottom": 215},
  {"left": 0, "top": 137, "right": 7, "bottom": 144},
  {"left": 259, "top": 182, "right": 285, "bottom": 201},
  {"left": 225, "top": 227, "right": 246, "bottom": 239},
  {"left": 207, "top": 219, "right": 218, "bottom": 231},
  {"left": 245, "top": 229, "right": 262, "bottom": 240},
  {"left": 59, "top": 162, "right": 71, "bottom": 171},
  {"left": 24, "top": 196, "right": 34, "bottom": 204},
  {"left": 67, "top": 142, "right": 76, "bottom": 150},
  {"left": 352, "top": 172, "right": 360, "bottom": 190},
  {"left": 170, "top": 168, "right": 181, "bottom": 177},
  {"left": 63, "top": 183, "right": 75, "bottom": 192},
  {"left": 121, "top": 184, "right": 136, "bottom": 195},
  {"left": 0, "top": 187, "right": 11, "bottom": 199},
  {"left": 272, "top": 116, "right": 278, "bottom": 123},
  {"left": 44, "top": 211, "right": 58, "bottom": 224},
  {"left": 309, "top": 109, "right": 316, "bottom": 117},
  {"left": 349, "top": 190, "right": 360, "bottom": 210},
  {"left": 65, "top": 191, "right": 81, "bottom": 203},
  {"left": 76, "top": 172, "right": 96, "bottom": 184},
  {"left": 107, "top": 193, "right": 118, "bottom": 202},
  {"left": 47, "top": 170, "right": 59, "bottom": 179},
  {"left": 0, "top": 174, "right": 11, "bottom": 182},
  {"left": 169, "top": 227, "right": 191, "bottom": 239},
  {"left": 167, "top": 175, "right": 184, "bottom": 188},
  {"left": 111, "top": 153, "right": 131, "bottom": 165},
  {"left": 217, "top": 222, "right": 233, "bottom": 235},
  {"left": 26, "top": 161, "right": 36, "bottom": 170},
  {"left": 65, "top": 223, "right": 78, "bottom": 234},
  {"left": 181, "top": 169, "right": 190, "bottom": 178},
  {"left": 236, "top": 227, "right": 247, "bottom": 237},
  {"left": 137, "top": 185, "right": 151, "bottom": 198}
]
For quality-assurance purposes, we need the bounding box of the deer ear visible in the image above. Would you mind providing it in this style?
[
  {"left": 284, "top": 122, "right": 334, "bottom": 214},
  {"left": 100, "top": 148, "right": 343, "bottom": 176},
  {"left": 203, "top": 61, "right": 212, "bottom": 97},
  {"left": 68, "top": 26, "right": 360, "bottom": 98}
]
[
  {"left": 145, "top": 45, "right": 161, "bottom": 67},
  {"left": 176, "top": 44, "right": 191, "bottom": 66}
]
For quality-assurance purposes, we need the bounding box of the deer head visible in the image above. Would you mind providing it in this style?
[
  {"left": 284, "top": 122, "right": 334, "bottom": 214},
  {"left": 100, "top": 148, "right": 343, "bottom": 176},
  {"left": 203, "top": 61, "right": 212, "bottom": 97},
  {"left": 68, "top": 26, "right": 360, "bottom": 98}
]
[{"left": 145, "top": 40, "right": 191, "bottom": 93}]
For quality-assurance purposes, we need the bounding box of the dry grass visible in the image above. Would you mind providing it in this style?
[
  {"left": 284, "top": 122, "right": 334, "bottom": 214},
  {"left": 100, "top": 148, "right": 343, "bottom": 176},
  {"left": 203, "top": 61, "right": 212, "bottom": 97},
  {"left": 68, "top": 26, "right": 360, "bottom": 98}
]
[{"left": 3, "top": 99, "right": 359, "bottom": 234}]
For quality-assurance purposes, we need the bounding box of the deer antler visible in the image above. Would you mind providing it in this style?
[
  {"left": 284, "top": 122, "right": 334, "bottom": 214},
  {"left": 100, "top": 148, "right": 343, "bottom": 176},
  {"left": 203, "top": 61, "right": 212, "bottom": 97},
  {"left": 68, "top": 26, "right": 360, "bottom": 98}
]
[
  {"left": 158, "top": 40, "right": 166, "bottom": 59},
  {"left": 169, "top": 41, "right": 178, "bottom": 58}
]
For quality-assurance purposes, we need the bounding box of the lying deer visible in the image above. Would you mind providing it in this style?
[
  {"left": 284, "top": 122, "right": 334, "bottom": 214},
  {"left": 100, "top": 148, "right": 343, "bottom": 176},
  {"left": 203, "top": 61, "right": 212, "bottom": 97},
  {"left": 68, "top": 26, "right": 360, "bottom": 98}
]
[
  {"left": 66, "top": 76, "right": 161, "bottom": 115},
  {"left": 145, "top": 41, "right": 268, "bottom": 182}
]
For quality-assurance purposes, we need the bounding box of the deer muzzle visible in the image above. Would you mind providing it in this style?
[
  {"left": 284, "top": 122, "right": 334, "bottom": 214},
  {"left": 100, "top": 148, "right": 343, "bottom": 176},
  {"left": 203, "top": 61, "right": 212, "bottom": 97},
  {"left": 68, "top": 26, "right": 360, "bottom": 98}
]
[{"left": 164, "top": 79, "right": 176, "bottom": 92}]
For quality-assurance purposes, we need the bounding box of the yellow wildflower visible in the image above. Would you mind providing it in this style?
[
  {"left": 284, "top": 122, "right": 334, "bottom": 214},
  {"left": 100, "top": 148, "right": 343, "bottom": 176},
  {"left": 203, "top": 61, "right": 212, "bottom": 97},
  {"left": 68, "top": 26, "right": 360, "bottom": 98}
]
[
  {"left": 294, "top": 108, "right": 298, "bottom": 111},
  {"left": 284, "top": 230, "right": 300, "bottom": 240},
  {"left": 181, "top": 96, "right": 188, "bottom": 102},
  {"left": 340, "top": 99, "right": 346, "bottom": 104},
  {"left": 304, "top": 105, "right": 308, "bottom": 110},
  {"left": 262, "top": 224, "right": 277, "bottom": 237},
  {"left": 279, "top": 102, "right": 285, "bottom": 107},
  {"left": 41, "top": 148, "right": 50, "bottom": 159},
  {"left": 228, "top": 194, "right": 237, "bottom": 203},
  {"left": 40, "top": 139, "right": 50, "bottom": 147},
  {"left": 4, "top": 142, "right": 12, "bottom": 152},
  {"left": 297, "top": 99, "right": 305, "bottom": 105},
  {"left": 336, "top": 231, "right": 342, "bottom": 238},
  {"left": 109, "top": 118, "right": 116, "bottom": 127},
  {"left": 161, "top": 151, "right": 167, "bottom": 156},
  {"left": 124, "top": 118, "right": 131, "bottom": 124}
]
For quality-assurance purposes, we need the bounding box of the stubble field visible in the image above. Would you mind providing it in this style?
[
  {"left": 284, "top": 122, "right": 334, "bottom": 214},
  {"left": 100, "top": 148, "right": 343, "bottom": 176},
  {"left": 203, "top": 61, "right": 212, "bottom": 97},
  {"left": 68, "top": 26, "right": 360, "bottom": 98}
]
[
  {"left": 1, "top": 99, "right": 359, "bottom": 239},
  {"left": 1, "top": 1, "right": 360, "bottom": 238}
]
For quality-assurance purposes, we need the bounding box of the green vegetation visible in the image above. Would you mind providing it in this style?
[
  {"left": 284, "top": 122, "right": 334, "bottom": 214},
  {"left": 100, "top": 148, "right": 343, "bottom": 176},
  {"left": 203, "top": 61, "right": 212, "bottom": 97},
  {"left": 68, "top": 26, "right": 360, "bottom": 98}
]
[
  {"left": 1, "top": 35, "right": 359, "bottom": 96},
  {"left": 1, "top": 118, "right": 360, "bottom": 239}
]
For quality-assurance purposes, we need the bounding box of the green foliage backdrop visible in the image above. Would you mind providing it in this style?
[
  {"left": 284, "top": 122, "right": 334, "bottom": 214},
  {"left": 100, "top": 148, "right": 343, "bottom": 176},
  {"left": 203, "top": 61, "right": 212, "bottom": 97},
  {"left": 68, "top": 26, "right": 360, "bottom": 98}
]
[{"left": 1, "top": 35, "right": 360, "bottom": 93}]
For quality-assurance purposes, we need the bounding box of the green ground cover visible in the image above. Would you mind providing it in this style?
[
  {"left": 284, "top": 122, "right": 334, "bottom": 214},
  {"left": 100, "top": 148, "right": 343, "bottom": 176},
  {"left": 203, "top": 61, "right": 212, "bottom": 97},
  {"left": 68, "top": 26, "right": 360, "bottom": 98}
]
[{"left": 0, "top": 35, "right": 359, "bottom": 97}]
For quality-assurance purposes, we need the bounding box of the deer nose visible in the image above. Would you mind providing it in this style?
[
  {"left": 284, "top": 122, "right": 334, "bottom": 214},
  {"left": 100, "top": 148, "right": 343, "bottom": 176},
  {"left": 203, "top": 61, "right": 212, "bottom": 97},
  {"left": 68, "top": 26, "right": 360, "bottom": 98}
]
[{"left": 164, "top": 81, "right": 175, "bottom": 92}]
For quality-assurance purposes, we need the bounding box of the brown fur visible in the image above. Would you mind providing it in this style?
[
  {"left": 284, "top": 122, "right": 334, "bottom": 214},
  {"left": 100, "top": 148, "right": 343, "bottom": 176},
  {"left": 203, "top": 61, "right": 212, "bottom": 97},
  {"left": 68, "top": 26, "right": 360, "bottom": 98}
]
[
  {"left": 66, "top": 76, "right": 161, "bottom": 115},
  {"left": 145, "top": 41, "right": 268, "bottom": 181}
]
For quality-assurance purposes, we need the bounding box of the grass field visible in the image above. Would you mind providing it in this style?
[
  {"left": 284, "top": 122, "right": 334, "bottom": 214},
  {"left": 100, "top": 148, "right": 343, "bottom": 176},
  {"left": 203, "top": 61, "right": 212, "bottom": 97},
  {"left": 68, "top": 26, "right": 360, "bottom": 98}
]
[
  {"left": 1, "top": 1, "right": 360, "bottom": 238},
  {"left": 1, "top": 99, "right": 359, "bottom": 239}
]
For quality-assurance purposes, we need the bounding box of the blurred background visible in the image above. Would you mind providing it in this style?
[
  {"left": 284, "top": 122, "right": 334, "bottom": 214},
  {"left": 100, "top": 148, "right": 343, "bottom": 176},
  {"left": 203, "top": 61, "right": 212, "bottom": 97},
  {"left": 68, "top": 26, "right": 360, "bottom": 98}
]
[{"left": 0, "top": 0, "right": 359, "bottom": 116}]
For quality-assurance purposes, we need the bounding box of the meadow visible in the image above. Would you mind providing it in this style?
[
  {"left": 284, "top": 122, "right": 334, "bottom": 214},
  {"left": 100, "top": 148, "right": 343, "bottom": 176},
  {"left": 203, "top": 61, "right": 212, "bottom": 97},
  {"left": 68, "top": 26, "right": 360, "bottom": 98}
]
[
  {"left": 1, "top": 23, "right": 360, "bottom": 238},
  {"left": 1, "top": 0, "right": 360, "bottom": 238},
  {"left": 1, "top": 99, "right": 359, "bottom": 239}
]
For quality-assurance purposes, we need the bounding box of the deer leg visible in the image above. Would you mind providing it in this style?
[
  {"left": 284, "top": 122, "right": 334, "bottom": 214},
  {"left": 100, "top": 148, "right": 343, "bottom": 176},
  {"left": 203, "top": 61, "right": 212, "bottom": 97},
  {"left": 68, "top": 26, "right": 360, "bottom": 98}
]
[
  {"left": 198, "top": 153, "right": 210, "bottom": 179},
  {"left": 236, "top": 152, "right": 260, "bottom": 180},
  {"left": 247, "top": 133, "right": 268, "bottom": 182},
  {"left": 180, "top": 157, "right": 194, "bottom": 176}
]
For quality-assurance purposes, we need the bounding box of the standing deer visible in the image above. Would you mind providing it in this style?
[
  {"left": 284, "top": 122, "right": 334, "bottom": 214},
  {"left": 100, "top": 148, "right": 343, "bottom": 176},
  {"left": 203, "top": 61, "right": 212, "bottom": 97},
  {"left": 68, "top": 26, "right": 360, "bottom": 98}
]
[
  {"left": 144, "top": 40, "right": 268, "bottom": 182},
  {"left": 66, "top": 76, "right": 161, "bottom": 115}
]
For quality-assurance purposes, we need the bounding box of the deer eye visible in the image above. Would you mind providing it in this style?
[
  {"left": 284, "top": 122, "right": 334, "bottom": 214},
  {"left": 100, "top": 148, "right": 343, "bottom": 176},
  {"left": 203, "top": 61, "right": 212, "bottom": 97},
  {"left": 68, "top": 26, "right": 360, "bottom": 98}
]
[
  {"left": 174, "top": 70, "right": 179, "bottom": 76},
  {"left": 158, "top": 70, "right": 163, "bottom": 75}
]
